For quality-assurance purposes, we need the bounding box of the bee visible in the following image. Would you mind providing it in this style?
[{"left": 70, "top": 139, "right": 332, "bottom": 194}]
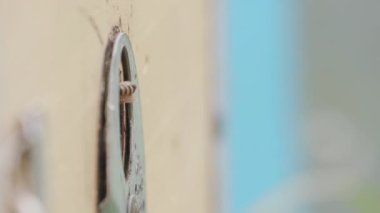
[{"left": 120, "top": 81, "right": 136, "bottom": 104}]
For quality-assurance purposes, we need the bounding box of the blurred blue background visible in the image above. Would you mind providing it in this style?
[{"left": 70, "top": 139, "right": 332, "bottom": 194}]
[
  {"left": 228, "top": 0, "right": 298, "bottom": 212},
  {"left": 225, "top": 0, "right": 380, "bottom": 212}
]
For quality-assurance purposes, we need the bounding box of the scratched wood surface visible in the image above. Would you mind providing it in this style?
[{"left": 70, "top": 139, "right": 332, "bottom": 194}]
[{"left": 0, "top": 0, "right": 215, "bottom": 212}]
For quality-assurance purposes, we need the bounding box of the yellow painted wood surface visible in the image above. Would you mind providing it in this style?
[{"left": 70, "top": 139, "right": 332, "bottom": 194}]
[{"left": 0, "top": 0, "right": 214, "bottom": 212}]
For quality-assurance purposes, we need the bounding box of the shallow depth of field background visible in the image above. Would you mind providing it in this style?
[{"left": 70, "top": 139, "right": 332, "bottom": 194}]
[{"left": 224, "top": 0, "right": 380, "bottom": 212}]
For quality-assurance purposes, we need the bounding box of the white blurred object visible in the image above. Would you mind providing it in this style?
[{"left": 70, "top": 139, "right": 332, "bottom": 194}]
[
  {"left": 15, "top": 191, "right": 44, "bottom": 213},
  {"left": 250, "top": 109, "right": 377, "bottom": 213},
  {"left": 0, "top": 109, "right": 45, "bottom": 212}
]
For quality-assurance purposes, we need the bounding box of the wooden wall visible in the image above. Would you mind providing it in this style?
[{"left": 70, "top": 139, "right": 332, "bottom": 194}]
[{"left": 0, "top": 0, "right": 215, "bottom": 212}]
